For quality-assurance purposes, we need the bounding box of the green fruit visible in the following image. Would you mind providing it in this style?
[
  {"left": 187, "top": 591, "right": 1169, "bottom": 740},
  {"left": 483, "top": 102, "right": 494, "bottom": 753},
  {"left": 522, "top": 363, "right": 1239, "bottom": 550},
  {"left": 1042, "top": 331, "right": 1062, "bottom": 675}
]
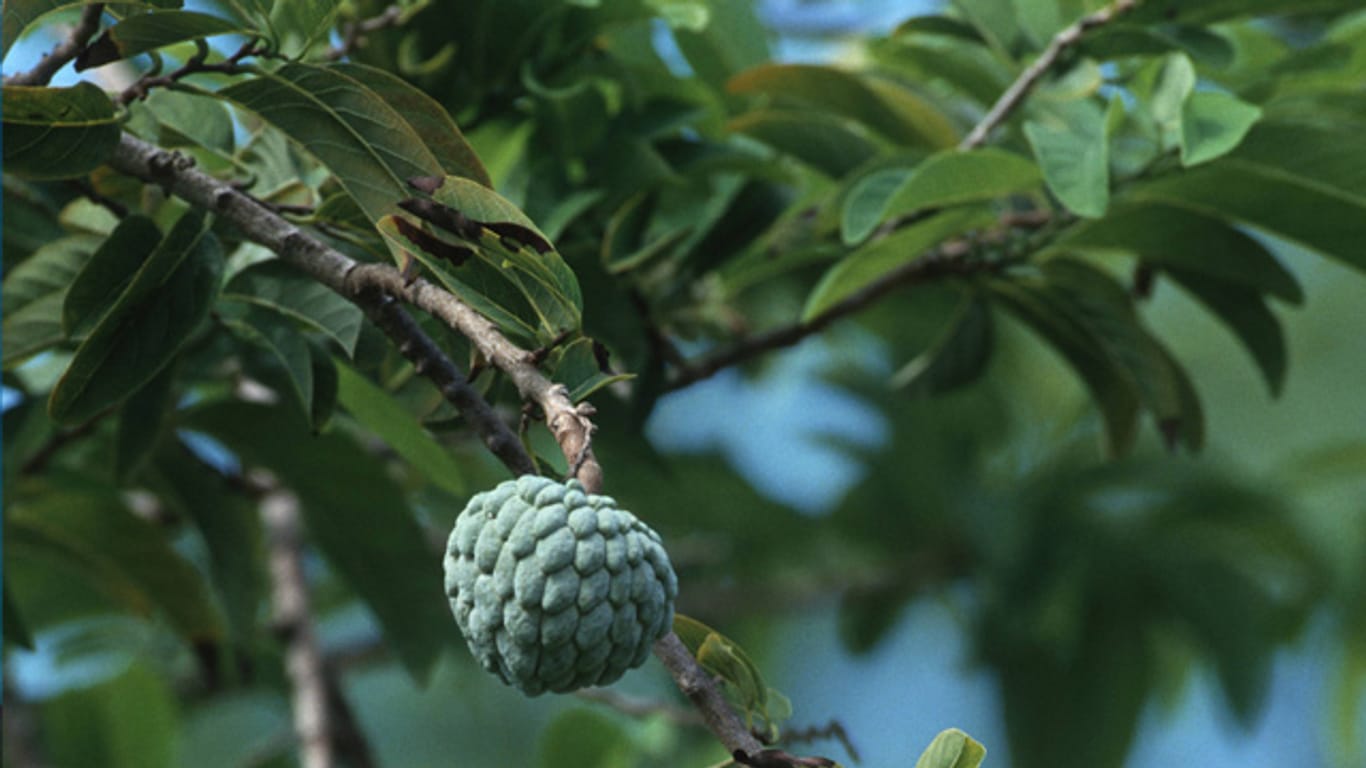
[{"left": 444, "top": 475, "right": 678, "bottom": 695}]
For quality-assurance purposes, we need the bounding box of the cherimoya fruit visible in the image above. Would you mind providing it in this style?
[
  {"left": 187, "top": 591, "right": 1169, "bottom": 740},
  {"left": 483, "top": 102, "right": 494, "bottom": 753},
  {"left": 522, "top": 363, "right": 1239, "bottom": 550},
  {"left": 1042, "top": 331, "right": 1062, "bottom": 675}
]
[{"left": 444, "top": 475, "right": 678, "bottom": 695}]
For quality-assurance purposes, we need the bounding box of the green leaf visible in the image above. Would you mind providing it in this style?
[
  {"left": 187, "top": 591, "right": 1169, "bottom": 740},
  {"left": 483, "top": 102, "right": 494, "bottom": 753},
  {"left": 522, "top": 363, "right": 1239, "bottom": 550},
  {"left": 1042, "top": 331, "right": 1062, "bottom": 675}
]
[
  {"left": 114, "top": 363, "right": 176, "bottom": 483},
  {"left": 143, "top": 88, "right": 236, "bottom": 155},
  {"left": 377, "top": 215, "right": 541, "bottom": 343},
  {"left": 334, "top": 361, "right": 466, "bottom": 496},
  {"left": 222, "top": 306, "right": 317, "bottom": 424},
  {"left": 915, "top": 728, "right": 987, "bottom": 768},
  {"left": 42, "top": 662, "right": 178, "bottom": 768},
  {"left": 805, "top": 207, "right": 996, "bottom": 321},
  {"left": 307, "top": 340, "right": 338, "bottom": 431},
  {"left": 537, "top": 709, "right": 631, "bottom": 768},
  {"left": 1180, "top": 91, "right": 1262, "bottom": 166},
  {"left": 2, "top": 0, "right": 181, "bottom": 58},
  {"left": 184, "top": 400, "right": 451, "bottom": 682},
  {"left": 76, "top": 10, "right": 248, "bottom": 70},
  {"left": 1130, "top": 0, "right": 1366, "bottom": 24},
  {"left": 7, "top": 485, "right": 225, "bottom": 640},
  {"left": 892, "top": 296, "right": 995, "bottom": 394},
  {"left": 269, "top": 0, "right": 338, "bottom": 57},
  {"left": 49, "top": 211, "right": 223, "bottom": 425},
  {"left": 4, "top": 584, "right": 35, "bottom": 649},
  {"left": 221, "top": 259, "right": 363, "bottom": 356},
  {"left": 1, "top": 234, "right": 101, "bottom": 368},
  {"left": 671, "top": 0, "right": 770, "bottom": 90},
  {"left": 728, "top": 109, "right": 881, "bottom": 178},
  {"left": 1127, "top": 120, "right": 1366, "bottom": 273},
  {"left": 392, "top": 176, "right": 583, "bottom": 339},
  {"left": 548, "top": 337, "right": 633, "bottom": 402},
  {"left": 218, "top": 62, "right": 447, "bottom": 222},
  {"left": 329, "top": 62, "right": 490, "bottom": 187},
  {"left": 842, "top": 147, "right": 1041, "bottom": 244},
  {"left": 1165, "top": 269, "right": 1287, "bottom": 396},
  {"left": 727, "top": 63, "right": 958, "bottom": 148},
  {"left": 1024, "top": 100, "right": 1109, "bottom": 218},
  {"left": 1051, "top": 204, "right": 1302, "bottom": 302},
  {"left": 990, "top": 278, "right": 1142, "bottom": 455},
  {"left": 2, "top": 82, "right": 120, "bottom": 180},
  {"left": 147, "top": 443, "right": 265, "bottom": 646},
  {"left": 63, "top": 214, "right": 164, "bottom": 337}
]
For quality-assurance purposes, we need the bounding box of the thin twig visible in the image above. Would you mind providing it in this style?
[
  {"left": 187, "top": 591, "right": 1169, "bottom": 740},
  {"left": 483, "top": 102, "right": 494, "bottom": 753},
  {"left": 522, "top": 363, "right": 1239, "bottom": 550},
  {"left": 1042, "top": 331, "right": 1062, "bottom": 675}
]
[
  {"left": 668, "top": 211, "right": 1052, "bottom": 390},
  {"left": 263, "top": 491, "right": 335, "bottom": 768},
  {"left": 575, "top": 687, "right": 707, "bottom": 727},
  {"left": 106, "top": 133, "right": 773, "bottom": 761},
  {"left": 3, "top": 4, "right": 104, "bottom": 86},
  {"left": 960, "top": 0, "right": 1141, "bottom": 150},
  {"left": 325, "top": 4, "right": 404, "bottom": 60},
  {"left": 668, "top": 241, "right": 990, "bottom": 391},
  {"left": 19, "top": 408, "right": 112, "bottom": 475},
  {"left": 117, "top": 38, "right": 261, "bottom": 104}
]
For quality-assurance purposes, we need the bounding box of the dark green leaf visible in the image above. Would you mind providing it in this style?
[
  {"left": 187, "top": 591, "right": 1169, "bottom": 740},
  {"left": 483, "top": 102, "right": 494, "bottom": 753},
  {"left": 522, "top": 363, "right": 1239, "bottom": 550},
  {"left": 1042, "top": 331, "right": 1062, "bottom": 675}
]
[
  {"left": 548, "top": 337, "right": 633, "bottom": 402},
  {"left": 1180, "top": 91, "right": 1262, "bottom": 166},
  {"left": 842, "top": 147, "right": 1041, "bottom": 244},
  {"left": 269, "top": 0, "right": 338, "bottom": 57},
  {"left": 727, "top": 63, "right": 958, "bottom": 148},
  {"left": 49, "top": 211, "right": 223, "bottom": 425},
  {"left": 914, "top": 728, "right": 987, "bottom": 768},
  {"left": 330, "top": 62, "right": 490, "bottom": 187},
  {"left": 537, "top": 709, "right": 630, "bottom": 768},
  {"left": 185, "top": 400, "right": 450, "bottom": 682},
  {"left": 114, "top": 363, "right": 176, "bottom": 483},
  {"left": 222, "top": 259, "right": 363, "bottom": 356},
  {"left": 728, "top": 109, "right": 881, "bottom": 178},
  {"left": 223, "top": 306, "right": 316, "bottom": 424},
  {"left": 218, "top": 62, "right": 446, "bottom": 222},
  {"left": 377, "top": 216, "right": 540, "bottom": 342},
  {"left": 1024, "top": 100, "right": 1109, "bottom": 218},
  {"left": 989, "top": 278, "right": 1142, "bottom": 455},
  {"left": 4, "top": 584, "right": 35, "bottom": 649},
  {"left": 1052, "top": 204, "right": 1302, "bottom": 302},
  {"left": 2, "top": 234, "right": 101, "bottom": 368},
  {"left": 7, "top": 484, "right": 225, "bottom": 640},
  {"left": 2, "top": 0, "right": 181, "bottom": 58},
  {"left": 1165, "top": 269, "right": 1287, "bottom": 395},
  {"left": 1127, "top": 123, "right": 1366, "bottom": 273},
  {"left": 76, "top": 10, "right": 247, "bottom": 70},
  {"left": 307, "top": 340, "right": 338, "bottom": 431},
  {"left": 147, "top": 442, "right": 265, "bottom": 646},
  {"left": 63, "top": 214, "right": 164, "bottom": 337},
  {"left": 334, "top": 361, "right": 466, "bottom": 496},
  {"left": 42, "top": 662, "right": 177, "bottom": 768},
  {"left": 672, "top": 0, "right": 770, "bottom": 90},
  {"left": 1131, "top": 0, "right": 1365, "bottom": 24},
  {"left": 805, "top": 207, "right": 996, "bottom": 320},
  {"left": 892, "top": 296, "right": 995, "bottom": 394},
  {"left": 2, "top": 82, "right": 120, "bottom": 180}
]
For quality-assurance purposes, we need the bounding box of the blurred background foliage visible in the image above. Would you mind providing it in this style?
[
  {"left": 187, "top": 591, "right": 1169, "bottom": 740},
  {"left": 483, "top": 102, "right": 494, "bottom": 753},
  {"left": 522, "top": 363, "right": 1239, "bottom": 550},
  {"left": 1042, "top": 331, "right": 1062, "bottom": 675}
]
[{"left": 3, "top": 0, "right": 1366, "bottom": 767}]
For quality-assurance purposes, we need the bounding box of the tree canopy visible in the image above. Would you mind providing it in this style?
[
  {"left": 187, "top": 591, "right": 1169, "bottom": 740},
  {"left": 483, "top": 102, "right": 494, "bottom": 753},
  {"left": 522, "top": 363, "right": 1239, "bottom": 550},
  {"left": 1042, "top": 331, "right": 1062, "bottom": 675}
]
[{"left": 3, "top": 1, "right": 1365, "bottom": 767}]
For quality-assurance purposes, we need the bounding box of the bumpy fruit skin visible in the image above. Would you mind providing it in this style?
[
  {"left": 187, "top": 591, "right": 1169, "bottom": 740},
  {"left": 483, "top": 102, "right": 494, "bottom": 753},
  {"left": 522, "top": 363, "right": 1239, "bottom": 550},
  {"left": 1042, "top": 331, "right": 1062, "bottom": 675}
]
[{"left": 444, "top": 475, "right": 678, "bottom": 695}]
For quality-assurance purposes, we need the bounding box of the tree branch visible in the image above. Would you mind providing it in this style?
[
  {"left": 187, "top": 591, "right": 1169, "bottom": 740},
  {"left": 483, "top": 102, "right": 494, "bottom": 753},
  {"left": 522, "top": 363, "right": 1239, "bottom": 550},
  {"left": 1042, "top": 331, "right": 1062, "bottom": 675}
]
[
  {"left": 2, "top": 4, "right": 104, "bottom": 86},
  {"left": 653, "top": 632, "right": 765, "bottom": 757},
  {"left": 105, "top": 133, "right": 533, "bottom": 476},
  {"left": 106, "top": 133, "right": 768, "bottom": 761},
  {"left": 263, "top": 490, "right": 335, "bottom": 768},
  {"left": 668, "top": 240, "right": 992, "bottom": 391},
  {"left": 959, "top": 0, "right": 1141, "bottom": 150}
]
